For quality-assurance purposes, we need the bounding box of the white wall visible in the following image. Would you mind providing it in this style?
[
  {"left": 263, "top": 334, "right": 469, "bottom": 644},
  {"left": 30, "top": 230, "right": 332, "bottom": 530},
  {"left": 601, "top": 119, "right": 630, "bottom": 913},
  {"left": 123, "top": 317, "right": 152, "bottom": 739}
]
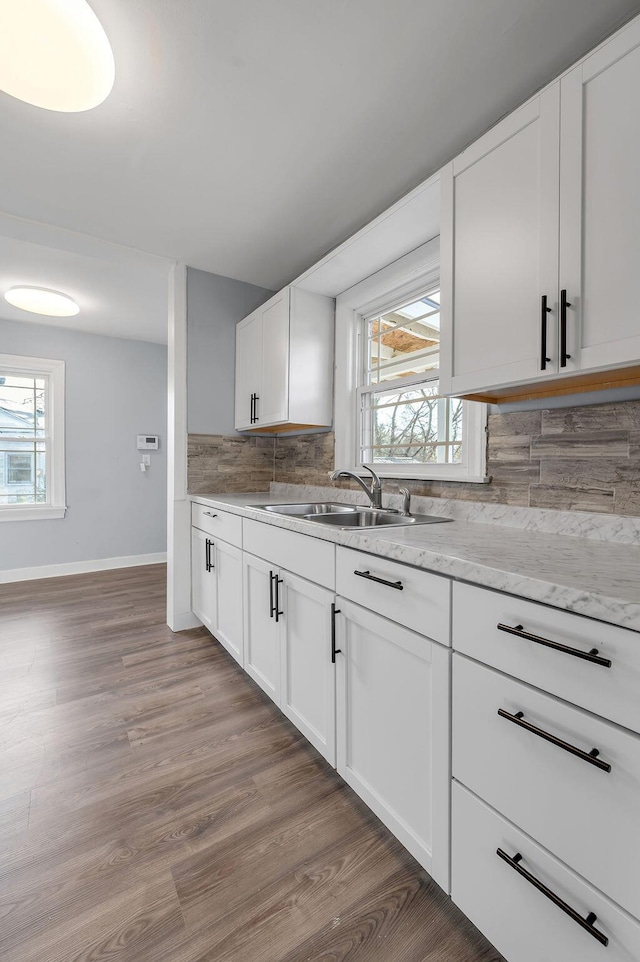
[
  {"left": 187, "top": 267, "right": 273, "bottom": 436},
  {"left": 0, "top": 317, "right": 167, "bottom": 573}
]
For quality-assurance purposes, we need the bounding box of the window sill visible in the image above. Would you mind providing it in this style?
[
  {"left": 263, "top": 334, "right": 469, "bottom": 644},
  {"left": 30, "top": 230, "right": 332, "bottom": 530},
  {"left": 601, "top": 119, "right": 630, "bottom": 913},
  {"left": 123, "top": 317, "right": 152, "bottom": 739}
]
[
  {"left": 341, "top": 468, "right": 490, "bottom": 484},
  {"left": 0, "top": 505, "right": 67, "bottom": 522}
]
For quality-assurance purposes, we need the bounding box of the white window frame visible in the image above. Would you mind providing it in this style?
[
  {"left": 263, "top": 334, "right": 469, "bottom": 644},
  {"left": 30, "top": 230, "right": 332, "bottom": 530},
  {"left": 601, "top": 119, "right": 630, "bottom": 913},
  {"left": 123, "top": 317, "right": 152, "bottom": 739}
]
[
  {"left": 334, "top": 239, "right": 487, "bottom": 482},
  {"left": 0, "top": 353, "right": 66, "bottom": 521}
]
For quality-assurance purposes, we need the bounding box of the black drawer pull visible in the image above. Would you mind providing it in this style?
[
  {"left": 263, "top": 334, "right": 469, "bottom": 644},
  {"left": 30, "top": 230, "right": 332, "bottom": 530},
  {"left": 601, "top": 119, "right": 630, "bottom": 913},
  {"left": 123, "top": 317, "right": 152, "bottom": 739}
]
[
  {"left": 497, "top": 849, "right": 608, "bottom": 946},
  {"left": 269, "top": 570, "right": 276, "bottom": 619},
  {"left": 331, "top": 603, "right": 341, "bottom": 663},
  {"left": 498, "top": 708, "right": 611, "bottom": 773},
  {"left": 560, "top": 288, "right": 572, "bottom": 367},
  {"left": 203, "top": 511, "right": 217, "bottom": 519},
  {"left": 497, "top": 623, "right": 611, "bottom": 668},
  {"left": 540, "top": 294, "right": 552, "bottom": 370},
  {"left": 354, "top": 570, "right": 403, "bottom": 591}
]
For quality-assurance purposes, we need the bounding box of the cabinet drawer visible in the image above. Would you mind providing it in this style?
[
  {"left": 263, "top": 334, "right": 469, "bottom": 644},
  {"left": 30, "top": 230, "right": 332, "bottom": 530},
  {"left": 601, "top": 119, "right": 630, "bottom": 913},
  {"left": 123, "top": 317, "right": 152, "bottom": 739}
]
[
  {"left": 191, "top": 503, "right": 243, "bottom": 547},
  {"left": 243, "top": 518, "right": 335, "bottom": 590},
  {"left": 452, "top": 782, "right": 640, "bottom": 962},
  {"left": 453, "top": 654, "right": 640, "bottom": 920},
  {"left": 336, "top": 547, "right": 450, "bottom": 644},
  {"left": 453, "top": 581, "right": 640, "bottom": 734}
]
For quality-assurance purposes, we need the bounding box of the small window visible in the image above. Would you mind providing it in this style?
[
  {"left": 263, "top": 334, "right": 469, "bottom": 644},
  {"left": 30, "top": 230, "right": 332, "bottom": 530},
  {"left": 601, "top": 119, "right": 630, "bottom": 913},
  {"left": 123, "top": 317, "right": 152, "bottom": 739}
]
[
  {"left": 0, "top": 354, "right": 66, "bottom": 521},
  {"left": 6, "top": 452, "right": 36, "bottom": 485},
  {"left": 335, "top": 241, "right": 486, "bottom": 482}
]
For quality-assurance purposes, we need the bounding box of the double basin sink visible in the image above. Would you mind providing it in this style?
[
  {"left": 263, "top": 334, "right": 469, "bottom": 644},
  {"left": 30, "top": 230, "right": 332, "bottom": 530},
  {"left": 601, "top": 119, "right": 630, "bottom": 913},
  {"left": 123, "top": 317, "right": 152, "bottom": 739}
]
[{"left": 251, "top": 501, "right": 452, "bottom": 530}]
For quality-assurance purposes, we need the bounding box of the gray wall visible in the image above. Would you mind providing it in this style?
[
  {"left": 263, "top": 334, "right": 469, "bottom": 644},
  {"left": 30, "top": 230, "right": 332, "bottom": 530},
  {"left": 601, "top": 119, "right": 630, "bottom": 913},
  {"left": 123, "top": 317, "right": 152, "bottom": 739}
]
[
  {"left": 0, "top": 317, "right": 167, "bottom": 571},
  {"left": 187, "top": 267, "right": 273, "bottom": 435}
]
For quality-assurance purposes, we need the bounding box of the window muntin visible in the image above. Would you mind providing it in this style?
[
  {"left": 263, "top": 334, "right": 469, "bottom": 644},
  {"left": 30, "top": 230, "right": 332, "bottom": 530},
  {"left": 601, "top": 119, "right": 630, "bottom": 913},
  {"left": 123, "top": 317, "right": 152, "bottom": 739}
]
[{"left": 0, "top": 355, "right": 65, "bottom": 520}]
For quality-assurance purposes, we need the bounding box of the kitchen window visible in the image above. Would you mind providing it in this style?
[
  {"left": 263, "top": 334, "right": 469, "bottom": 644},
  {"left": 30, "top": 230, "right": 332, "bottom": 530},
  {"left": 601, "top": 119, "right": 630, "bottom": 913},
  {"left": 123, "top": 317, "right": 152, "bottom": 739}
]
[
  {"left": 0, "top": 353, "right": 66, "bottom": 521},
  {"left": 334, "top": 240, "right": 486, "bottom": 481}
]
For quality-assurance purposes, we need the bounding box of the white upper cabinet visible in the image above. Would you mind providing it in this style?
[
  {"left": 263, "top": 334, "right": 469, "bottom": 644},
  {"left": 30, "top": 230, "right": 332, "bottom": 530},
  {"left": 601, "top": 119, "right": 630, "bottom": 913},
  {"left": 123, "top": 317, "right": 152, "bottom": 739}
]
[
  {"left": 235, "top": 285, "right": 334, "bottom": 431},
  {"left": 440, "top": 16, "right": 640, "bottom": 398},
  {"left": 560, "top": 20, "right": 640, "bottom": 375},
  {"left": 440, "top": 87, "right": 560, "bottom": 397}
]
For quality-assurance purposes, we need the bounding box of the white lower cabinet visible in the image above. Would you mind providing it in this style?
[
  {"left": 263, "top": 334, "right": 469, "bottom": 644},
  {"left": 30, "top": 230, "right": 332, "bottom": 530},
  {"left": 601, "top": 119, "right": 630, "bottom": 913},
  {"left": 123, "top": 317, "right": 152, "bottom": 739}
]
[
  {"left": 191, "top": 525, "right": 217, "bottom": 634},
  {"left": 242, "top": 553, "right": 337, "bottom": 765},
  {"left": 280, "top": 572, "right": 336, "bottom": 765},
  {"left": 191, "top": 511, "right": 243, "bottom": 667},
  {"left": 243, "top": 552, "right": 281, "bottom": 703},
  {"left": 334, "top": 598, "right": 451, "bottom": 889},
  {"left": 452, "top": 782, "right": 640, "bottom": 962},
  {"left": 453, "top": 653, "right": 640, "bottom": 921},
  {"left": 214, "top": 538, "right": 243, "bottom": 665}
]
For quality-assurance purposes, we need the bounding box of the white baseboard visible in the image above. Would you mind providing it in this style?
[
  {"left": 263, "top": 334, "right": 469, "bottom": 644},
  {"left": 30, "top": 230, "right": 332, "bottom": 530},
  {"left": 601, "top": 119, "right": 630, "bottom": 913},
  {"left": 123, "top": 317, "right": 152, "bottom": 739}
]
[{"left": 0, "top": 552, "right": 167, "bottom": 585}]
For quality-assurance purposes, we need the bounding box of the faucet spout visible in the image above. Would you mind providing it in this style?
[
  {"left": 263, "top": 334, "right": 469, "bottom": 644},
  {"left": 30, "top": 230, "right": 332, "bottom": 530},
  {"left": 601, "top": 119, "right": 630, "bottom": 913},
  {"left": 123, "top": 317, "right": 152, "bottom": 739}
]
[{"left": 329, "top": 464, "right": 384, "bottom": 509}]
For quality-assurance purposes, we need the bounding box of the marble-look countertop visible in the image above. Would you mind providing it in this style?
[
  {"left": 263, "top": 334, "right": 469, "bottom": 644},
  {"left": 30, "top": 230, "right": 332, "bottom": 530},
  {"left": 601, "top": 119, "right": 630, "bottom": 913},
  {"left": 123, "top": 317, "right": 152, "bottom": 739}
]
[{"left": 190, "top": 491, "right": 640, "bottom": 632}]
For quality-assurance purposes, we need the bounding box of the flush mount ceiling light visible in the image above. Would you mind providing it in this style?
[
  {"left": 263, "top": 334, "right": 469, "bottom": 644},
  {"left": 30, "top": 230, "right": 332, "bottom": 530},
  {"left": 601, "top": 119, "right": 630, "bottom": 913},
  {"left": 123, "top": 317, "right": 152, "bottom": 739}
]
[
  {"left": 0, "top": 0, "right": 115, "bottom": 112},
  {"left": 4, "top": 286, "right": 80, "bottom": 316}
]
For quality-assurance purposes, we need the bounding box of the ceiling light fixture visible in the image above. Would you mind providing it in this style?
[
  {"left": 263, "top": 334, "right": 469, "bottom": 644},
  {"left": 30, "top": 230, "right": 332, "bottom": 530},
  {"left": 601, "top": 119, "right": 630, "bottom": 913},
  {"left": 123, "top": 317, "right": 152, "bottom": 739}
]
[
  {"left": 4, "top": 286, "right": 80, "bottom": 317},
  {"left": 0, "top": 0, "right": 115, "bottom": 112}
]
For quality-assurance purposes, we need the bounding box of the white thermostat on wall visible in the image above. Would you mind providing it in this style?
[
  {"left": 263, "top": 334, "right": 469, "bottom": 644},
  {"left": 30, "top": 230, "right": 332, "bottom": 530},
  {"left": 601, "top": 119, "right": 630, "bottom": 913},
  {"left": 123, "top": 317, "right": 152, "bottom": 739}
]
[{"left": 137, "top": 435, "right": 159, "bottom": 450}]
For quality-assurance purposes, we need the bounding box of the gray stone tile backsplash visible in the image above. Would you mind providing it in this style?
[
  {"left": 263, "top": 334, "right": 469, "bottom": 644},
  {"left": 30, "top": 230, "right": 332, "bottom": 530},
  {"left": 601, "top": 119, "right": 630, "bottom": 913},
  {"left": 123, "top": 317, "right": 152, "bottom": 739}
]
[{"left": 187, "top": 397, "right": 640, "bottom": 516}]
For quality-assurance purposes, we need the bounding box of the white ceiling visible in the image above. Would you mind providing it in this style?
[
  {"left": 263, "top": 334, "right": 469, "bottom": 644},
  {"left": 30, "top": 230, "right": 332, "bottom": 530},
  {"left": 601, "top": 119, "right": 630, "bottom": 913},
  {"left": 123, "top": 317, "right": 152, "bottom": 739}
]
[
  {"left": 0, "top": 214, "right": 172, "bottom": 343},
  {"left": 0, "top": 0, "right": 639, "bottom": 315}
]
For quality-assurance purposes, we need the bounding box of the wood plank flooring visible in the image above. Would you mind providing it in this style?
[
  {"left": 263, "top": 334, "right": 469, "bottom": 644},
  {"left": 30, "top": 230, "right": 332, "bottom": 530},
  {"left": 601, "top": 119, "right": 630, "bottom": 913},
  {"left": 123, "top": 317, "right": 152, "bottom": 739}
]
[{"left": 0, "top": 564, "right": 504, "bottom": 962}]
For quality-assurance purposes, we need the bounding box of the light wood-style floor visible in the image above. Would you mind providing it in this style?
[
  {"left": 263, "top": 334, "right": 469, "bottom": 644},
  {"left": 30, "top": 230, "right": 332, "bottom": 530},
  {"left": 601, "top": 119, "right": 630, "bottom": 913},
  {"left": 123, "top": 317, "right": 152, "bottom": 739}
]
[{"left": 0, "top": 564, "right": 504, "bottom": 962}]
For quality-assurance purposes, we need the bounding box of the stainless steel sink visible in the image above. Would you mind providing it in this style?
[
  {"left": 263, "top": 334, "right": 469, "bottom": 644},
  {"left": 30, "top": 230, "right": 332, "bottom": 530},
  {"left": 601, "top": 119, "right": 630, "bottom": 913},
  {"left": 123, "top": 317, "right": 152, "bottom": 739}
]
[
  {"left": 305, "top": 510, "right": 452, "bottom": 529},
  {"left": 251, "top": 502, "right": 359, "bottom": 516},
  {"left": 251, "top": 502, "right": 452, "bottom": 529}
]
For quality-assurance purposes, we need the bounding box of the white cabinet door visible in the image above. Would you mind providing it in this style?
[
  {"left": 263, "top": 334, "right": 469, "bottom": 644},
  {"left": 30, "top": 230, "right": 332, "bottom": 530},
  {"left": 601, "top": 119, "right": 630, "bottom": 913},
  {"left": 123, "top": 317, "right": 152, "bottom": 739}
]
[
  {"left": 235, "top": 309, "right": 262, "bottom": 430},
  {"left": 191, "top": 526, "right": 216, "bottom": 633},
  {"left": 258, "top": 287, "right": 290, "bottom": 426},
  {"left": 279, "top": 572, "right": 336, "bottom": 765},
  {"left": 441, "top": 86, "right": 560, "bottom": 395},
  {"left": 242, "top": 552, "right": 280, "bottom": 704},
  {"left": 560, "top": 21, "right": 640, "bottom": 374},
  {"left": 214, "top": 539, "right": 243, "bottom": 667},
  {"left": 335, "top": 599, "right": 451, "bottom": 889}
]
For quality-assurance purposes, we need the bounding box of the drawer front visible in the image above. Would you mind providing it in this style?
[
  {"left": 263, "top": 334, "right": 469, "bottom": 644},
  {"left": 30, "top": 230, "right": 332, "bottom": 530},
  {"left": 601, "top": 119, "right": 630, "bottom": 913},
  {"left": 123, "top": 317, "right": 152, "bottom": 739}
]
[
  {"left": 336, "top": 547, "right": 450, "bottom": 644},
  {"left": 453, "top": 581, "right": 640, "bottom": 734},
  {"left": 243, "top": 518, "right": 335, "bottom": 590},
  {"left": 192, "top": 502, "right": 243, "bottom": 547},
  {"left": 452, "top": 782, "right": 640, "bottom": 962},
  {"left": 453, "top": 654, "right": 640, "bottom": 920}
]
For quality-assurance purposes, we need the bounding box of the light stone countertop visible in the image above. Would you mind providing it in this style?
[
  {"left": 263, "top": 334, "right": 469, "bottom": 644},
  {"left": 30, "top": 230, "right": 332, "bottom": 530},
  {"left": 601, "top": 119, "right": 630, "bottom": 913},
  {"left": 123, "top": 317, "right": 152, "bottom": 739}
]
[{"left": 190, "top": 491, "right": 640, "bottom": 632}]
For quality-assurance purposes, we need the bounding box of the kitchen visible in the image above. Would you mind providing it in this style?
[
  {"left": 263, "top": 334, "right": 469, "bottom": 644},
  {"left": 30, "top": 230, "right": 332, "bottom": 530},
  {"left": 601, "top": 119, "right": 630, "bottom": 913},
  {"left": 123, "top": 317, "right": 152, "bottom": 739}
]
[{"left": 2, "top": 2, "right": 640, "bottom": 961}]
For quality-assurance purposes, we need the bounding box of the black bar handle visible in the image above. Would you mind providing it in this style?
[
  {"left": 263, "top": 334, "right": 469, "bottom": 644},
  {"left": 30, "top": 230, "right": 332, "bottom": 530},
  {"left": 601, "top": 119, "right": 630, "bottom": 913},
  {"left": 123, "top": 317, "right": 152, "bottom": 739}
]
[
  {"left": 275, "top": 576, "right": 284, "bottom": 622},
  {"left": 540, "top": 294, "right": 552, "bottom": 370},
  {"left": 498, "top": 708, "right": 611, "bottom": 772},
  {"left": 205, "top": 538, "right": 214, "bottom": 572},
  {"left": 354, "top": 569, "right": 403, "bottom": 591},
  {"left": 251, "top": 393, "right": 259, "bottom": 423},
  {"left": 497, "top": 849, "right": 608, "bottom": 946},
  {"left": 331, "top": 603, "right": 341, "bottom": 663},
  {"left": 250, "top": 393, "right": 255, "bottom": 423},
  {"left": 497, "top": 623, "right": 611, "bottom": 668},
  {"left": 560, "top": 289, "right": 572, "bottom": 367},
  {"left": 269, "top": 570, "right": 275, "bottom": 618}
]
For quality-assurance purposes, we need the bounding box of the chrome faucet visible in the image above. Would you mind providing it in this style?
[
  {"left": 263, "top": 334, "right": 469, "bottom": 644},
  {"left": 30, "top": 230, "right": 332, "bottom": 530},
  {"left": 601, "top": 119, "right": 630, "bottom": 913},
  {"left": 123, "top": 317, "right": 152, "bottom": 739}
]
[{"left": 329, "top": 464, "right": 383, "bottom": 509}]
